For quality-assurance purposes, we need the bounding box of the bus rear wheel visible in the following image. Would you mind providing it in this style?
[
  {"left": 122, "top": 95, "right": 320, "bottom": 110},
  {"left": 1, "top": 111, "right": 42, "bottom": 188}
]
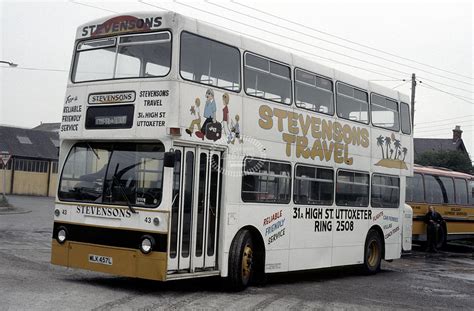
[
  {"left": 363, "top": 230, "right": 382, "bottom": 274},
  {"left": 228, "top": 229, "right": 254, "bottom": 291}
]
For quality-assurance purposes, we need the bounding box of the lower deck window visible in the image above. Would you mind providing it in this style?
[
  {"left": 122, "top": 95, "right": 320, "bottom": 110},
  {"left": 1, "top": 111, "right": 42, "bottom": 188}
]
[
  {"left": 294, "top": 165, "right": 333, "bottom": 205},
  {"left": 371, "top": 174, "right": 400, "bottom": 208},
  {"left": 241, "top": 158, "right": 291, "bottom": 203},
  {"left": 336, "top": 170, "right": 369, "bottom": 207}
]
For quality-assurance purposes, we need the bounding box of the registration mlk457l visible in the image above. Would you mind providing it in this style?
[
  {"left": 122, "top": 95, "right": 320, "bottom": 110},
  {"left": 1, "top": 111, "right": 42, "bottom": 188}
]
[{"left": 88, "top": 254, "right": 113, "bottom": 266}]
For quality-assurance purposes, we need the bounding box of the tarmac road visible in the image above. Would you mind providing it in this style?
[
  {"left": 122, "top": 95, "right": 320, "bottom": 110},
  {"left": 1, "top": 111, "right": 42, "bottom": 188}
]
[{"left": 1, "top": 195, "right": 473, "bottom": 310}]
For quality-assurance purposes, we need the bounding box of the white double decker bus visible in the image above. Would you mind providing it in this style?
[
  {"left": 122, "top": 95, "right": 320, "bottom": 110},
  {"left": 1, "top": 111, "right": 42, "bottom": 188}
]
[{"left": 51, "top": 11, "right": 413, "bottom": 290}]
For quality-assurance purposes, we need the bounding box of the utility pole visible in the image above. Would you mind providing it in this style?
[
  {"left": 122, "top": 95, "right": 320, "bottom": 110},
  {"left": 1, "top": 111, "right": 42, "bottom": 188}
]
[{"left": 410, "top": 73, "right": 416, "bottom": 132}]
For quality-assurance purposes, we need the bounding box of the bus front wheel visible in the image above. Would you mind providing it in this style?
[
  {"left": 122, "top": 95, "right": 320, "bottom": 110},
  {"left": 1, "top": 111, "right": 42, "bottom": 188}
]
[
  {"left": 363, "top": 230, "right": 382, "bottom": 274},
  {"left": 228, "top": 229, "right": 254, "bottom": 291}
]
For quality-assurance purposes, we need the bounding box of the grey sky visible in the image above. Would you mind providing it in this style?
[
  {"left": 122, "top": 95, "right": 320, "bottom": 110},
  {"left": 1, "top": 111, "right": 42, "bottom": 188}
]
[{"left": 1, "top": 0, "right": 472, "bottom": 156}]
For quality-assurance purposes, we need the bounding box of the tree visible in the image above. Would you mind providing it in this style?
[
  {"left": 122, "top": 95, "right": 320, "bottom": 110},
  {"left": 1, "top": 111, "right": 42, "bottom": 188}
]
[{"left": 415, "top": 150, "right": 473, "bottom": 174}]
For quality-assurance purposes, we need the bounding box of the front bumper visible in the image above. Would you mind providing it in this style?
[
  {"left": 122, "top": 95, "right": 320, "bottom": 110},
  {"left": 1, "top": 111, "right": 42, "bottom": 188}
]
[{"left": 51, "top": 240, "right": 168, "bottom": 281}]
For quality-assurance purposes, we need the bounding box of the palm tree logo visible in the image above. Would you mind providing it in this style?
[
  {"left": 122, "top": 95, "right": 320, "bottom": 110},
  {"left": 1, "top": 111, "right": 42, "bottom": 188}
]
[
  {"left": 376, "top": 135, "right": 385, "bottom": 159},
  {"left": 384, "top": 136, "right": 391, "bottom": 159},
  {"left": 393, "top": 139, "right": 401, "bottom": 159},
  {"left": 375, "top": 134, "right": 408, "bottom": 170}
]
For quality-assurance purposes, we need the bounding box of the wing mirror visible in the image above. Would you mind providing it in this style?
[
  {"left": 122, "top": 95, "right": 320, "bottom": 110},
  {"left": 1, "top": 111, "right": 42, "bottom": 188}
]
[{"left": 164, "top": 150, "right": 177, "bottom": 168}]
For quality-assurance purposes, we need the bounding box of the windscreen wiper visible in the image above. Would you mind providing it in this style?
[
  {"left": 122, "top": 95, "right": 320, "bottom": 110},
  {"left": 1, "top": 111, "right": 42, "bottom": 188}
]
[
  {"left": 87, "top": 142, "right": 100, "bottom": 160},
  {"left": 112, "top": 164, "right": 137, "bottom": 214}
]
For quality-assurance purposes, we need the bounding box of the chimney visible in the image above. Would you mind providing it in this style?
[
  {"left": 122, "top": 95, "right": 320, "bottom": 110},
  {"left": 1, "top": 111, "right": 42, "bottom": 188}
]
[{"left": 452, "top": 125, "right": 463, "bottom": 142}]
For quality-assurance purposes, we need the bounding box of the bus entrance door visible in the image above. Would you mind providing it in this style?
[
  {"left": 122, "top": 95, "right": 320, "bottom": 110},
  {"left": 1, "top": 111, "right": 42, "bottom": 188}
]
[{"left": 168, "top": 146, "right": 222, "bottom": 273}]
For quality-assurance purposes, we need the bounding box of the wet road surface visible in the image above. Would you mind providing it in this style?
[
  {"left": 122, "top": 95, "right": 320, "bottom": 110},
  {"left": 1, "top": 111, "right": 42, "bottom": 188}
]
[{"left": 1, "top": 195, "right": 473, "bottom": 310}]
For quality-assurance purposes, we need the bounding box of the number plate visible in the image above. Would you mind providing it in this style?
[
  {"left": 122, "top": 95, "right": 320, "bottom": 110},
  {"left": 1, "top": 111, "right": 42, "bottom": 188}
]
[{"left": 88, "top": 254, "right": 113, "bottom": 266}]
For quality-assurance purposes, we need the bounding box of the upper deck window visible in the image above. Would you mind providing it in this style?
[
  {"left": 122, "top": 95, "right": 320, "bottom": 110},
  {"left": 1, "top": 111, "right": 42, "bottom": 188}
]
[
  {"left": 244, "top": 53, "right": 291, "bottom": 104},
  {"left": 295, "top": 69, "right": 334, "bottom": 115},
  {"left": 180, "top": 32, "right": 241, "bottom": 92},
  {"left": 371, "top": 94, "right": 400, "bottom": 131},
  {"left": 73, "top": 31, "right": 171, "bottom": 83},
  {"left": 336, "top": 83, "right": 369, "bottom": 124},
  {"left": 400, "top": 102, "right": 411, "bottom": 135}
]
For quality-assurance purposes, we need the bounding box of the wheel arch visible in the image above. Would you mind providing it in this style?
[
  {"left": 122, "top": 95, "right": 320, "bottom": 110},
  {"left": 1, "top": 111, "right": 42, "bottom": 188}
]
[
  {"left": 368, "top": 225, "right": 385, "bottom": 260},
  {"left": 231, "top": 225, "right": 266, "bottom": 280}
]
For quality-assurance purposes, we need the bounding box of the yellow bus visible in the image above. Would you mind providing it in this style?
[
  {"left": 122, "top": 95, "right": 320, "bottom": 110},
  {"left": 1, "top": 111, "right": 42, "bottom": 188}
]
[{"left": 406, "top": 165, "right": 474, "bottom": 248}]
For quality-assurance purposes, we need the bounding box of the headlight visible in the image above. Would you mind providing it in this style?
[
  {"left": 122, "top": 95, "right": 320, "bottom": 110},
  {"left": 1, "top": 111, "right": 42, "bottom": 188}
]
[
  {"left": 140, "top": 235, "right": 155, "bottom": 254},
  {"left": 57, "top": 227, "right": 67, "bottom": 244}
]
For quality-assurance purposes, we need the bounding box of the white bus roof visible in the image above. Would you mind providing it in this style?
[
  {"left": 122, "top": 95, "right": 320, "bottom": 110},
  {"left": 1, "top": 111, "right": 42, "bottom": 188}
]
[{"left": 76, "top": 10, "right": 409, "bottom": 101}]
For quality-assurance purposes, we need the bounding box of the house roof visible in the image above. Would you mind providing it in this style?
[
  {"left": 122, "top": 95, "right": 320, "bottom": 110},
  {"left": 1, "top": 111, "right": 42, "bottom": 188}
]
[
  {"left": 0, "top": 125, "right": 59, "bottom": 160},
  {"left": 414, "top": 138, "right": 467, "bottom": 157},
  {"left": 32, "top": 122, "right": 61, "bottom": 132}
]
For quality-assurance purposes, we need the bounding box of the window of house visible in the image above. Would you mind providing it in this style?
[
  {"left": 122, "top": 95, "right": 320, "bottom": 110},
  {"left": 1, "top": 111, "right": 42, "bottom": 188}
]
[{"left": 17, "top": 136, "right": 32, "bottom": 144}]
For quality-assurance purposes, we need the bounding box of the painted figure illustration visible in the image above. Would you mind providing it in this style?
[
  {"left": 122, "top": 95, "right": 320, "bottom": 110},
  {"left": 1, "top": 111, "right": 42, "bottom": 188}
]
[
  {"left": 187, "top": 89, "right": 242, "bottom": 143},
  {"left": 185, "top": 97, "right": 201, "bottom": 136},
  {"left": 222, "top": 93, "right": 231, "bottom": 141},
  {"left": 231, "top": 114, "right": 242, "bottom": 144},
  {"left": 195, "top": 88, "right": 218, "bottom": 140}
]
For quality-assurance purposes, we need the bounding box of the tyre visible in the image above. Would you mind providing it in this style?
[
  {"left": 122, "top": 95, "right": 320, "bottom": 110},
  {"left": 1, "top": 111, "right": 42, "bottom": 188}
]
[
  {"left": 227, "top": 229, "right": 254, "bottom": 291},
  {"left": 363, "top": 229, "right": 382, "bottom": 274}
]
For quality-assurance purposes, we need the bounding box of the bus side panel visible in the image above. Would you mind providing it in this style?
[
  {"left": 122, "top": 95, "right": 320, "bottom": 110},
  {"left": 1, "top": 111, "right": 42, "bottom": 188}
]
[{"left": 331, "top": 210, "right": 369, "bottom": 267}]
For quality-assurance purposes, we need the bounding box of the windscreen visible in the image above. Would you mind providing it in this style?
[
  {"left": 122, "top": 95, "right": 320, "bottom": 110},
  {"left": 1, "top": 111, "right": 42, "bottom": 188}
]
[
  {"left": 59, "top": 142, "right": 164, "bottom": 208},
  {"left": 73, "top": 31, "right": 171, "bottom": 82}
]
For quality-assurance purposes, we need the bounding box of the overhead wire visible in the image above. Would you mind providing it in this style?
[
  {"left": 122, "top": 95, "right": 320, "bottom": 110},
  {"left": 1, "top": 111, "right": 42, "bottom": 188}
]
[
  {"left": 184, "top": 1, "right": 474, "bottom": 96},
  {"left": 210, "top": 1, "right": 474, "bottom": 88},
  {"left": 419, "top": 83, "right": 474, "bottom": 105},
  {"left": 415, "top": 119, "right": 473, "bottom": 130},
  {"left": 70, "top": 0, "right": 118, "bottom": 13},
  {"left": 201, "top": 1, "right": 416, "bottom": 80},
  {"left": 414, "top": 128, "right": 472, "bottom": 136},
  {"left": 231, "top": 0, "right": 473, "bottom": 81},
  {"left": 417, "top": 76, "right": 473, "bottom": 94},
  {"left": 68, "top": 1, "right": 474, "bottom": 99},
  {"left": 140, "top": 0, "right": 405, "bottom": 80},
  {"left": 415, "top": 115, "right": 474, "bottom": 125},
  {"left": 0, "top": 66, "right": 68, "bottom": 73},
  {"left": 414, "top": 123, "right": 474, "bottom": 133},
  {"left": 392, "top": 81, "right": 410, "bottom": 89}
]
